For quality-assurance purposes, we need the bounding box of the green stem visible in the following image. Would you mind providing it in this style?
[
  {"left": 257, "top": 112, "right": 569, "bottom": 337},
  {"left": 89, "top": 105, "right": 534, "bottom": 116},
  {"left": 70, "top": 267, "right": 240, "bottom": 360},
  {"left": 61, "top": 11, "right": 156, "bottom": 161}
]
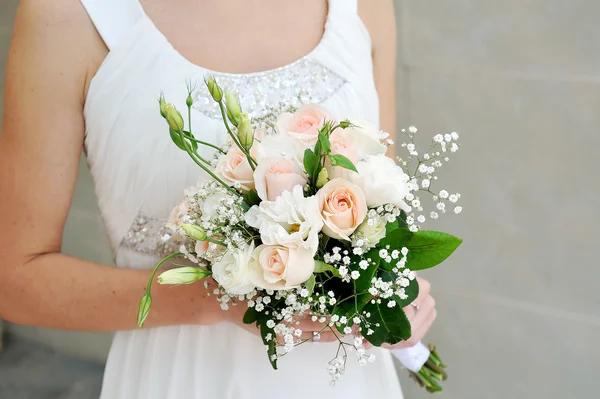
[
  {"left": 187, "top": 104, "right": 193, "bottom": 139},
  {"left": 217, "top": 101, "right": 257, "bottom": 170},
  {"left": 183, "top": 132, "right": 226, "bottom": 154},
  {"left": 417, "top": 367, "right": 442, "bottom": 392},
  {"left": 145, "top": 252, "right": 184, "bottom": 293},
  {"left": 177, "top": 129, "right": 239, "bottom": 196}
]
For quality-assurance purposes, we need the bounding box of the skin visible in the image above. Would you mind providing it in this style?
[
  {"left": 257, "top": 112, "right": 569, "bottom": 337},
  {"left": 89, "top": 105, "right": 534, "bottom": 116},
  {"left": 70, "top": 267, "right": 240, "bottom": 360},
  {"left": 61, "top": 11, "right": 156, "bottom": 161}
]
[{"left": 0, "top": 0, "right": 435, "bottom": 349}]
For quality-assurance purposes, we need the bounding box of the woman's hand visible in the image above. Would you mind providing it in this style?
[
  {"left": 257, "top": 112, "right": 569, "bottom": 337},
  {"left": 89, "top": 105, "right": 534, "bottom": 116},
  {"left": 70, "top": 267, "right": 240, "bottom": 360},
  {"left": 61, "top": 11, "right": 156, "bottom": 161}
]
[
  {"left": 364, "top": 276, "right": 437, "bottom": 350},
  {"left": 229, "top": 304, "right": 341, "bottom": 344}
]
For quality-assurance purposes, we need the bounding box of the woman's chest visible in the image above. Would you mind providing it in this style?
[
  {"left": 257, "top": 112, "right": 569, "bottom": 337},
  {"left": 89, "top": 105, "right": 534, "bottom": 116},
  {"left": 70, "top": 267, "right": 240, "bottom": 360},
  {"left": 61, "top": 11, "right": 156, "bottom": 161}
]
[{"left": 140, "top": 0, "right": 329, "bottom": 74}]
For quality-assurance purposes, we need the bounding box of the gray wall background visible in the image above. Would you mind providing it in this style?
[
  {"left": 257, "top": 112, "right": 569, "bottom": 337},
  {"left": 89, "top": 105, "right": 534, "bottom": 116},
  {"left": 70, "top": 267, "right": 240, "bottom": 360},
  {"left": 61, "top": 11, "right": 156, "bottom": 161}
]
[{"left": 1, "top": 1, "right": 599, "bottom": 398}]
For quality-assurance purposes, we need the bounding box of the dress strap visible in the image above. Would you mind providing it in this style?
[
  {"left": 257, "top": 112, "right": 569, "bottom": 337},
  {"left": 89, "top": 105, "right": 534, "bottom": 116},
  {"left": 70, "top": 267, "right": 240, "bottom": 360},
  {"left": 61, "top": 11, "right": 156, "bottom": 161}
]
[
  {"left": 80, "top": 0, "right": 145, "bottom": 50},
  {"left": 328, "top": 0, "right": 358, "bottom": 16}
]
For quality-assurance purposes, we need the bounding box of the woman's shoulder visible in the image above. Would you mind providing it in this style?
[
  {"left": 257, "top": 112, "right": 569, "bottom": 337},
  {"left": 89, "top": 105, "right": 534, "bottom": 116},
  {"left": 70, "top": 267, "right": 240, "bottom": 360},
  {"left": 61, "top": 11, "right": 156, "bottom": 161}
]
[{"left": 14, "top": 0, "right": 109, "bottom": 99}]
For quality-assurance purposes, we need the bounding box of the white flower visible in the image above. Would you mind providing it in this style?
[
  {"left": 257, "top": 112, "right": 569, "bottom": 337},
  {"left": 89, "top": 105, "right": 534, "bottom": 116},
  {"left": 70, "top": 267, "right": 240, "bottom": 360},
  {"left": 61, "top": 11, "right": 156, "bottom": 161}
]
[
  {"left": 212, "top": 243, "right": 256, "bottom": 295},
  {"left": 255, "top": 133, "right": 305, "bottom": 162},
  {"left": 342, "top": 119, "right": 388, "bottom": 160},
  {"left": 349, "top": 154, "right": 411, "bottom": 211},
  {"left": 245, "top": 185, "right": 323, "bottom": 255},
  {"left": 439, "top": 190, "right": 449, "bottom": 199},
  {"left": 353, "top": 217, "right": 387, "bottom": 249},
  {"left": 454, "top": 206, "right": 463, "bottom": 214},
  {"left": 196, "top": 190, "right": 229, "bottom": 221}
]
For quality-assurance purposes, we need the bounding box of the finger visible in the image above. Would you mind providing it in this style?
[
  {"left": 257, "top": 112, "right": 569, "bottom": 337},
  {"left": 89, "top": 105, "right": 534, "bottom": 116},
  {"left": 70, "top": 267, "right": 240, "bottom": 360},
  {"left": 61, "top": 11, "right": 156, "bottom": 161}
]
[
  {"left": 297, "top": 331, "right": 340, "bottom": 343},
  {"left": 410, "top": 295, "right": 436, "bottom": 331},
  {"left": 386, "top": 307, "right": 438, "bottom": 350},
  {"left": 413, "top": 277, "right": 431, "bottom": 306},
  {"left": 403, "top": 303, "right": 417, "bottom": 321},
  {"left": 293, "top": 317, "right": 329, "bottom": 332}
]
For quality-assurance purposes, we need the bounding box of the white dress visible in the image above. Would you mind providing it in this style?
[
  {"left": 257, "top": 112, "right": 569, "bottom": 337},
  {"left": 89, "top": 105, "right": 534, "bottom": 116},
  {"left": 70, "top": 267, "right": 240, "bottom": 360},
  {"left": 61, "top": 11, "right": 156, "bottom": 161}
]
[{"left": 80, "top": 0, "right": 404, "bottom": 397}]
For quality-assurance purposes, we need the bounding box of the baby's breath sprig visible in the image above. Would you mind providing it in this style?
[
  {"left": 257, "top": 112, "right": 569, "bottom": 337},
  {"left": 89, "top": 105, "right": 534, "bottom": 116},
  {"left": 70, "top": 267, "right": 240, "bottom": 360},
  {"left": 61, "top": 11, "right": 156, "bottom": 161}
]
[{"left": 396, "top": 127, "right": 462, "bottom": 232}]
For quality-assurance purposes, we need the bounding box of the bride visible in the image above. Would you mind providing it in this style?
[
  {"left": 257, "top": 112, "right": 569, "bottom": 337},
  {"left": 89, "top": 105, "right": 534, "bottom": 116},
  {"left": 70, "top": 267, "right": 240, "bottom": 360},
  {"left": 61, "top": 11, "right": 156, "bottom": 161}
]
[{"left": 0, "top": 0, "right": 438, "bottom": 397}]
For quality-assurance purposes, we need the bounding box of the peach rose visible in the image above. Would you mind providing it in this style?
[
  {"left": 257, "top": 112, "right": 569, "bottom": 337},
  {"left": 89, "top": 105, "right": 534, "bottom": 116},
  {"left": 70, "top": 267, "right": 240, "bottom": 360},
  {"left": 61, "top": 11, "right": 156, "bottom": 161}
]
[
  {"left": 194, "top": 240, "right": 226, "bottom": 259},
  {"left": 317, "top": 178, "right": 367, "bottom": 241},
  {"left": 166, "top": 200, "right": 189, "bottom": 231},
  {"left": 249, "top": 244, "right": 315, "bottom": 290},
  {"left": 254, "top": 157, "right": 307, "bottom": 201},
  {"left": 326, "top": 130, "right": 359, "bottom": 179},
  {"left": 194, "top": 240, "right": 210, "bottom": 256},
  {"left": 329, "top": 130, "right": 358, "bottom": 163},
  {"left": 214, "top": 146, "right": 255, "bottom": 192},
  {"left": 276, "top": 104, "right": 330, "bottom": 145}
]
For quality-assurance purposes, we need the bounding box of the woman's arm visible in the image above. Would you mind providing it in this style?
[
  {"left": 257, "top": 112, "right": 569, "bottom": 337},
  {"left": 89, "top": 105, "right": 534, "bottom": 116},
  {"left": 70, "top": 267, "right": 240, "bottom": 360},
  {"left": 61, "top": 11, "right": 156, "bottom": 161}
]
[
  {"left": 359, "top": 0, "right": 398, "bottom": 156},
  {"left": 0, "top": 0, "right": 226, "bottom": 331}
]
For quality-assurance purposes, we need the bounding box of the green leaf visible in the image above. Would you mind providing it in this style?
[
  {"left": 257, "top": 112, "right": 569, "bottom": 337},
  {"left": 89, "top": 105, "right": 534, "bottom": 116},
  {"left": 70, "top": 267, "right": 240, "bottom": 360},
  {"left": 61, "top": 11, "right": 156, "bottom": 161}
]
[
  {"left": 258, "top": 319, "right": 278, "bottom": 370},
  {"left": 379, "top": 229, "right": 462, "bottom": 271},
  {"left": 385, "top": 210, "right": 409, "bottom": 235},
  {"left": 314, "top": 261, "right": 341, "bottom": 278},
  {"left": 169, "top": 128, "right": 187, "bottom": 151},
  {"left": 136, "top": 293, "right": 152, "bottom": 328},
  {"left": 397, "top": 210, "right": 408, "bottom": 229},
  {"left": 318, "top": 132, "right": 331, "bottom": 154},
  {"left": 303, "top": 149, "right": 319, "bottom": 178},
  {"left": 363, "top": 297, "right": 412, "bottom": 346},
  {"left": 329, "top": 154, "right": 358, "bottom": 173},
  {"left": 333, "top": 293, "right": 372, "bottom": 334},
  {"left": 305, "top": 274, "right": 316, "bottom": 297},
  {"left": 349, "top": 249, "right": 380, "bottom": 292},
  {"left": 380, "top": 270, "right": 419, "bottom": 308},
  {"left": 314, "top": 140, "right": 322, "bottom": 158},
  {"left": 182, "top": 130, "right": 198, "bottom": 152},
  {"left": 243, "top": 307, "right": 259, "bottom": 325},
  {"left": 243, "top": 189, "right": 261, "bottom": 207}
]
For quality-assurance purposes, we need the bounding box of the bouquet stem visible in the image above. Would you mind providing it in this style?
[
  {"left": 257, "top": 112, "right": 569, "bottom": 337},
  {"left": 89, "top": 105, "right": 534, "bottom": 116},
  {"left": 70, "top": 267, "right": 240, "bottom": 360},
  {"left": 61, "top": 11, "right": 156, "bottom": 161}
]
[
  {"left": 407, "top": 344, "right": 447, "bottom": 393},
  {"left": 393, "top": 342, "right": 447, "bottom": 393}
]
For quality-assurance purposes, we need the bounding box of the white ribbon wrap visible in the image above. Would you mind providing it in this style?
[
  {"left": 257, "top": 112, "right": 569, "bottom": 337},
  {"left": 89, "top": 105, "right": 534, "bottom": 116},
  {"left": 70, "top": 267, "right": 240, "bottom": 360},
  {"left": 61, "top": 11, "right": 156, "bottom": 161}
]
[{"left": 391, "top": 341, "right": 430, "bottom": 373}]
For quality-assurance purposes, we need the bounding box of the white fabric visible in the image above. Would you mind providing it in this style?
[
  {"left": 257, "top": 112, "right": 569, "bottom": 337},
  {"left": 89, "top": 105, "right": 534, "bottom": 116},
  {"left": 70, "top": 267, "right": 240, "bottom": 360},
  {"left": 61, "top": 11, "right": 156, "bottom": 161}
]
[
  {"left": 80, "top": 0, "right": 144, "bottom": 50},
  {"left": 81, "top": 0, "right": 403, "bottom": 397},
  {"left": 392, "top": 341, "right": 431, "bottom": 373}
]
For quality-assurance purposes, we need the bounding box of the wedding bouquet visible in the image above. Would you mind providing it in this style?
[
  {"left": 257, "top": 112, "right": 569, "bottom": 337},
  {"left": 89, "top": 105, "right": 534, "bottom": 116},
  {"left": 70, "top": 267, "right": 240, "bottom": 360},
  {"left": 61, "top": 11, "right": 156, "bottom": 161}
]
[{"left": 137, "top": 78, "right": 462, "bottom": 392}]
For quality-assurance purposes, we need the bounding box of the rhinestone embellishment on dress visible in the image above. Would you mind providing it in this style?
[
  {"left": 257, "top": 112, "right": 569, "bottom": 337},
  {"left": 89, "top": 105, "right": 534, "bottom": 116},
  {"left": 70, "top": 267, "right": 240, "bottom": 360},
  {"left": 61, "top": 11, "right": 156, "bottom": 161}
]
[
  {"left": 121, "top": 213, "right": 183, "bottom": 257},
  {"left": 192, "top": 58, "right": 346, "bottom": 120}
]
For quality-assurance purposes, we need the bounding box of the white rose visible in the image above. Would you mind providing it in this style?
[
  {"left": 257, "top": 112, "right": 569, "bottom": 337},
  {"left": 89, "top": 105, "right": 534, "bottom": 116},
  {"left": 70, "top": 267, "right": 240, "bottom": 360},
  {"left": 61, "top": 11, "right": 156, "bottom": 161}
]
[
  {"left": 343, "top": 120, "right": 387, "bottom": 161},
  {"left": 255, "top": 133, "right": 306, "bottom": 163},
  {"left": 354, "top": 217, "right": 387, "bottom": 249},
  {"left": 211, "top": 243, "right": 256, "bottom": 295},
  {"left": 349, "top": 154, "right": 411, "bottom": 211},
  {"left": 245, "top": 185, "right": 322, "bottom": 255},
  {"left": 249, "top": 244, "right": 315, "bottom": 290}
]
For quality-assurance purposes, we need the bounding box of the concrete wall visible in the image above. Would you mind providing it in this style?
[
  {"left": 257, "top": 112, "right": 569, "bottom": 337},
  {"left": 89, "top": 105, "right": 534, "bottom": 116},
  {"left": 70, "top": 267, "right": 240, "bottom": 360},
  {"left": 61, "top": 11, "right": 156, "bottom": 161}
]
[
  {"left": 394, "top": 1, "right": 600, "bottom": 398},
  {"left": 2, "top": 0, "right": 599, "bottom": 397}
]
